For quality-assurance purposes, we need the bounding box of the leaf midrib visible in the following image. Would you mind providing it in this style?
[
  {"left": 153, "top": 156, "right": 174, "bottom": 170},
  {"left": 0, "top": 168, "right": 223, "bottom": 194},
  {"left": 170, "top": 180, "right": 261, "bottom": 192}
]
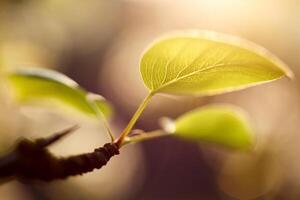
[{"left": 151, "top": 62, "right": 274, "bottom": 94}]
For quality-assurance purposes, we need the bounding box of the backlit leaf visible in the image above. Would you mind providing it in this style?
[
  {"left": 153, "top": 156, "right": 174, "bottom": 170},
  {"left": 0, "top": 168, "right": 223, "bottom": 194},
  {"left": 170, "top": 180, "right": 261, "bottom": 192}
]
[
  {"left": 173, "top": 104, "right": 254, "bottom": 149},
  {"left": 140, "top": 31, "right": 292, "bottom": 96},
  {"left": 7, "top": 68, "right": 112, "bottom": 118}
]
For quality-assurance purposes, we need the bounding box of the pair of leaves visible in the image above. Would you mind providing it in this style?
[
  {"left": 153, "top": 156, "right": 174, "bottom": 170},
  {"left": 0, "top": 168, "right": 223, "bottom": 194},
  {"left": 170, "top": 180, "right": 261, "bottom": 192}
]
[
  {"left": 8, "top": 68, "right": 112, "bottom": 118},
  {"left": 140, "top": 30, "right": 292, "bottom": 149},
  {"left": 6, "top": 30, "right": 292, "bottom": 150}
]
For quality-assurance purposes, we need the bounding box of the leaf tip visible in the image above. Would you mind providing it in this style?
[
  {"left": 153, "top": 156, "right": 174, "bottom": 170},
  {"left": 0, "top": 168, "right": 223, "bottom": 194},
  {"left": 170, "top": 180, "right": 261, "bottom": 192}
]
[{"left": 87, "top": 93, "right": 113, "bottom": 118}]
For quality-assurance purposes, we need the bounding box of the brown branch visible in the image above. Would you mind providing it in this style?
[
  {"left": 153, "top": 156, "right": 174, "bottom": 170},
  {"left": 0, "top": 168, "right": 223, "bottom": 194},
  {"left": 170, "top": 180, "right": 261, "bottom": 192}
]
[{"left": 0, "top": 127, "right": 119, "bottom": 182}]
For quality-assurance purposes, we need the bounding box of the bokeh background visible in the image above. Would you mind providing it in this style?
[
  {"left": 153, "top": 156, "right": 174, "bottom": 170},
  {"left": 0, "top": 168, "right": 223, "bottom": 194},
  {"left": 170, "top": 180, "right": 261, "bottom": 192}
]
[{"left": 0, "top": 0, "right": 299, "bottom": 199}]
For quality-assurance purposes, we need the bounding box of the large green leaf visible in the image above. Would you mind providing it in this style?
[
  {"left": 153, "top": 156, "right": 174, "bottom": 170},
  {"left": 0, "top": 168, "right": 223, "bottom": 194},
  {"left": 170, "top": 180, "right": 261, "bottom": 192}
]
[
  {"left": 7, "top": 68, "right": 112, "bottom": 118},
  {"left": 140, "top": 31, "right": 292, "bottom": 96},
  {"left": 173, "top": 105, "right": 254, "bottom": 149}
]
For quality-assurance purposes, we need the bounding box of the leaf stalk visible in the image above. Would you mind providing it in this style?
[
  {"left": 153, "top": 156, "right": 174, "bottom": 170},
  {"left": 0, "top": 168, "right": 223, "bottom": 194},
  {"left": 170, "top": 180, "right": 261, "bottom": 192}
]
[
  {"left": 121, "top": 130, "right": 171, "bottom": 146},
  {"left": 115, "top": 92, "right": 154, "bottom": 147}
]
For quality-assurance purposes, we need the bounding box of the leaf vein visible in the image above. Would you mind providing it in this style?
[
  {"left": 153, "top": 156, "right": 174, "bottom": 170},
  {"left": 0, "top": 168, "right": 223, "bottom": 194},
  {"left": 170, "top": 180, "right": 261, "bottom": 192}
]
[{"left": 153, "top": 62, "right": 261, "bottom": 92}]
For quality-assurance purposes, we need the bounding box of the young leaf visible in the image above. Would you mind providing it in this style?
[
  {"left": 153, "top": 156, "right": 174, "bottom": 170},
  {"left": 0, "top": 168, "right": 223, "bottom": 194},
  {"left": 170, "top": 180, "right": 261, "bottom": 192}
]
[
  {"left": 140, "top": 31, "right": 292, "bottom": 96},
  {"left": 172, "top": 105, "right": 254, "bottom": 149},
  {"left": 7, "top": 68, "right": 112, "bottom": 118}
]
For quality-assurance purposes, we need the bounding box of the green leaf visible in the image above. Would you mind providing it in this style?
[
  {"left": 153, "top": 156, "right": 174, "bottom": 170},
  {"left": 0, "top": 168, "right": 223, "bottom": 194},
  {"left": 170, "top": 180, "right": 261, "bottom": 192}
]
[
  {"left": 140, "top": 31, "right": 292, "bottom": 96},
  {"left": 7, "top": 68, "right": 112, "bottom": 118},
  {"left": 172, "top": 104, "right": 254, "bottom": 149},
  {"left": 87, "top": 93, "right": 113, "bottom": 118}
]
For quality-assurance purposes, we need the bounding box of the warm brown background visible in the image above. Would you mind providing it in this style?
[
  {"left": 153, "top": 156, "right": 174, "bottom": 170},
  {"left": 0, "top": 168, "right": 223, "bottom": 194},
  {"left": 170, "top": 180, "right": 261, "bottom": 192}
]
[{"left": 0, "top": 0, "right": 299, "bottom": 199}]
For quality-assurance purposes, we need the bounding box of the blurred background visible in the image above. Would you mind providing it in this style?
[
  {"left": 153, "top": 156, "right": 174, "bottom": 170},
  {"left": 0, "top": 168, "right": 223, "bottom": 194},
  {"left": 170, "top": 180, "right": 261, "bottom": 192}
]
[{"left": 0, "top": 0, "right": 299, "bottom": 199}]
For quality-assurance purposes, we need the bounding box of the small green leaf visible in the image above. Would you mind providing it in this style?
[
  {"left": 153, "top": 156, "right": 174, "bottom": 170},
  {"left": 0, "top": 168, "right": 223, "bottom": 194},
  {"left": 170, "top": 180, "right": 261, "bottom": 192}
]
[
  {"left": 140, "top": 31, "right": 292, "bottom": 96},
  {"left": 7, "top": 68, "right": 112, "bottom": 118},
  {"left": 173, "top": 104, "right": 254, "bottom": 149}
]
